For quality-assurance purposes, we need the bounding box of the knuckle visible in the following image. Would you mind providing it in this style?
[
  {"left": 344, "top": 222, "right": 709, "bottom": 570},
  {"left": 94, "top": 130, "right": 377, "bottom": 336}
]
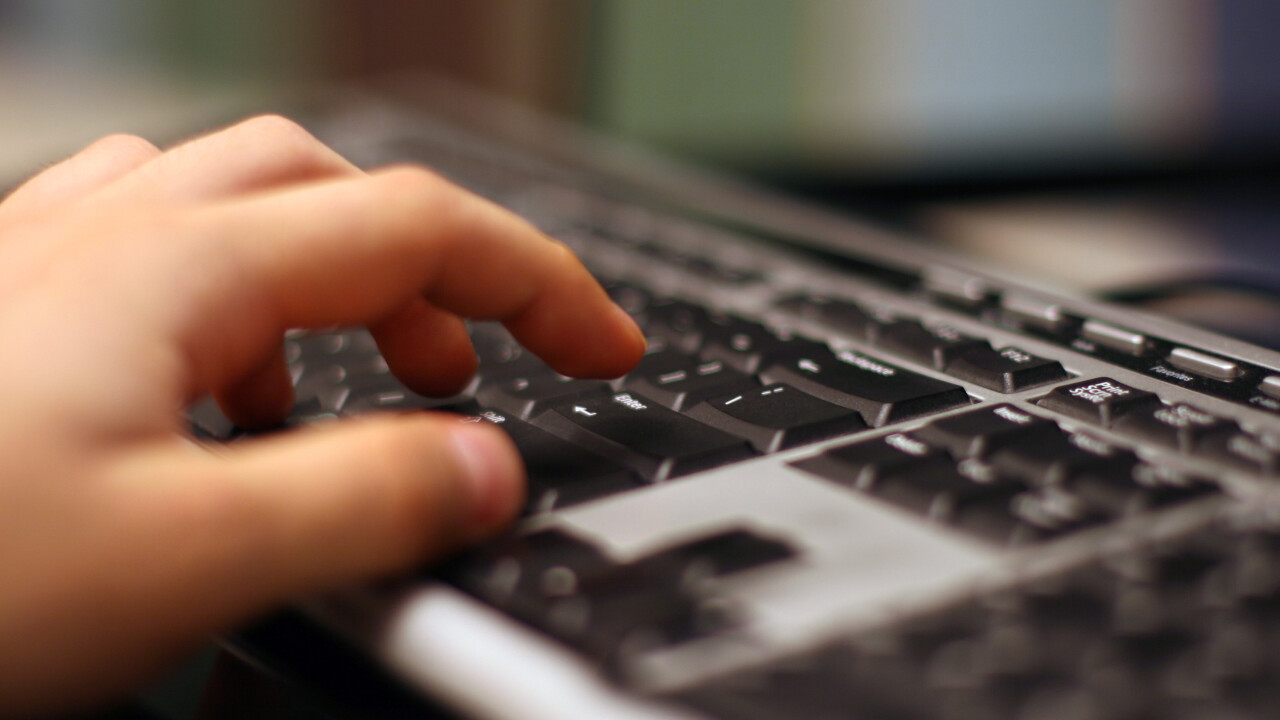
[
  {"left": 89, "top": 133, "right": 161, "bottom": 162},
  {"left": 232, "top": 114, "right": 326, "bottom": 163},
  {"left": 378, "top": 164, "right": 453, "bottom": 203},
  {"left": 237, "top": 113, "right": 315, "bottom": 142},
  {"left": 546, "top": 236, "right": 585, "bottom": 271}
]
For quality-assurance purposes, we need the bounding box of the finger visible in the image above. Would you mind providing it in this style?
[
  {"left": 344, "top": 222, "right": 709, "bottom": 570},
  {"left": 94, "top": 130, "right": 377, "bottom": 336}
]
[
  {"left": 214, "top": 343, "right": 295, "bottom": 430},
  {"left": 181, "top": 166, "right": 645, "bottom": 397},
  {"left": 368, "top": 298, "right": 478, "bottom": 397},
  {"left": 116, "top": 114, "right": 363, "bottom": 203},
  {"left": 0, "top": 134, "right": 160, "bottom": 219},
  {"left": 117, "top": 414, "right": 524, "bottom": 619}
]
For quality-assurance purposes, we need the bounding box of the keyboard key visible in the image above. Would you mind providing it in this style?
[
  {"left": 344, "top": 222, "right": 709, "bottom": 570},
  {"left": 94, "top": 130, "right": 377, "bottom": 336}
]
[
  {"left": 999, "top": 293, "right": 1081, "bottom": 337},
  {"left": 1112, "top": 404, "right": 1238, "bottom": 452},
  {"left": 188, "top": 397, "right": 239, "bottom": 440},
  {"left": 439, "top": 527, "right": 616, "bottom": 607},
  {"left": 1080, "top": 319, "right": 1149, "bottom": 356},
  {"left": 628, "top": 346, "right": 701, "bottom": 377},
  {"left": 1196, "top": 432, "right": 1280, "bottom": 475},
  {"left": 922, "top": 267, "right": 994, "bottom": 309},
  {"left": 914, "top": 404, "right": 1061, "bottom": 459},
  {"left": 1259, "top": 375, "right": 1280, "bottom": 400},
  {"left": 341, "top": 375, "right": 476, "bottom": 415},
  {"left": 602, "top": 280, "right": 654, "bottom": 316},
  {"left": 761, "top": 349, "right": 970, "bottom": 426},
  {"left": 466, "top": 409, "right": 642, "bottom": 513},
  {"left": 541, "top": 564, "right": 733, "bottom": 666},
  {"left": 644, "top": 298, "right": 713, "bottom": 353},
  {"left": 537, "top": 392, "right": 757, "bottom": 482},
  {"left": 1069, "top": 463, "right": 1217, "bottom": 517},
  {"left": 472, "top": 335, "right": 552, "bottom": 384},
  {"left": 944, "top": 345, "right": 1069, "bottom": 393},
  {"left": 636, "top": 528, "right": 797, "bottom": 580},
  {"left": 791, "top": 433, "right": 950, "bottom": 491},
  {"left": 873, "top": 462, "right": 1026, "bottom": 523},
  {"left": 286, "top": 329, "right": 381, "bottom": 366},
  {"left": 1007, "top": 486, "right": 1113, "bottom": 540},
  {"left": 279, "top": 397, "right": 340, "bottom": 428},
  {"left": 685, "top": 384, "right": 868, "bottom": 453},
  {"left": 699, "top": 315, "right": 828, "bottom": 374},
  {"left": 293, "top": 362, "right": 355, "bottom": 413},
  {"left": 447, "top": 527, "right": 754, "bottom": 666},
  {"left": 989, "top": 430, "right": 1135, "bottom": 487},
  {"left": 477, "top": 372, "right": 613, "bottom": 419},
  {"left": 1035, "top": 378, "right": 1162, "bottom": 426},
  {"left": 776, "top": 294, "right": 876, "bottom": 339},
  {"left": 872, "top": 321, "right": 987, "bottom": 370},
  {"left": 1166, "top": 347, "right": 1242, "bottom": 382},
  {"left": 624, "top": 355, "right": 760, "bottom": 411}
]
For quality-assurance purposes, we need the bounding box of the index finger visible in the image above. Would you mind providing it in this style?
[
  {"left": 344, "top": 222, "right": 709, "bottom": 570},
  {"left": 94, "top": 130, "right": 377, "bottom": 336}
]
[{"left": 179, "top": 166, "right": 646, "bottom": 394}]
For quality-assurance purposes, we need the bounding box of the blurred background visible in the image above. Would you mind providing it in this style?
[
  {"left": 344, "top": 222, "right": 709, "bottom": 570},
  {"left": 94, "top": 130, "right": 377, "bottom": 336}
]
[
  {"left": 4, "top": 1, "right": 1280, "bottom": 347},
  {"left": 6, "top": 1, "right": 1278, "bottom": 181},
  {"left": 4, "top": 1, "right": 1280, "bottom": 717}
]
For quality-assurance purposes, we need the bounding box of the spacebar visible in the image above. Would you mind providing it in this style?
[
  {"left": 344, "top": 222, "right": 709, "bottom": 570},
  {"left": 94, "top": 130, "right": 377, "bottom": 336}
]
[
  {"left": 534, "top": 392, "right": 757, "bottom": 482},
  {"left": 761, "top": 348, "right": 970, "bottom": 426}
]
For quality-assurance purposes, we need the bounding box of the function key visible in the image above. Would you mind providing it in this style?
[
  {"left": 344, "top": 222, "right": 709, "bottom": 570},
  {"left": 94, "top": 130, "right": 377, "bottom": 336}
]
[
  {"left": 872, "top": 320, "right": 987, "bottom": 370},
  {"left": 915, "top": 404, "right": 1061, "bottom": 459},
  {"left": 761, "top": 349, "right": 971, "bottom": 426},
  {"left": 1036, "top": 378, "right": 1161, "bottom": 427},
  {"left": 1166, "top": 347, "right": 1242, "bottom": 382},
  {"left": 1080, "top": 320, "right": 1149, "bottom": 356},
  {"left": 685, "top": 383, "right": 868, "bottom": 453},
  {"left": 944, "top": 345, "right": 1069, "bottom": 393},
  {"left": 1112, "top": 404, "right": 1238, "bottom": 452}
]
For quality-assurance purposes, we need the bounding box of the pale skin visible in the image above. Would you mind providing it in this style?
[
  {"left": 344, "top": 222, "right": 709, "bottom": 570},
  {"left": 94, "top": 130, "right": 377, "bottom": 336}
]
[{"left": 0, "top": 115, "right": 646, "bottom": 717}]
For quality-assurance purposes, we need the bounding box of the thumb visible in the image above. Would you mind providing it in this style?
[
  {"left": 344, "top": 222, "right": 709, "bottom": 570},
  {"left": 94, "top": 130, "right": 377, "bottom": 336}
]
[{"left": 149, "top": 414, "right": 524, "bottom": 620}]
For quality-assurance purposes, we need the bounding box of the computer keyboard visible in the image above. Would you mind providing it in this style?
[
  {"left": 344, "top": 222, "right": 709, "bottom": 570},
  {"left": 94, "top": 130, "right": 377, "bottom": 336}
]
[{"left": 192, "top": 94, "right": 1280, "bottom": 719}]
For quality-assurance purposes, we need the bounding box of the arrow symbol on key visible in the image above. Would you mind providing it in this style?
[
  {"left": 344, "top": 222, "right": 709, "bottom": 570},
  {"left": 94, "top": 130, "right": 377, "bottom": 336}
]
[{"left": 573, "top": 406, "right": 598, "bottom": 417}]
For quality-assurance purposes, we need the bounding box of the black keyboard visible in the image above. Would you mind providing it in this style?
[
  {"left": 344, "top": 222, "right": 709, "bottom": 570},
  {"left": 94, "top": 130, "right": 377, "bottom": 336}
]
[{"left": 192, "top": 95, "right": 1280, "bottom": 720}]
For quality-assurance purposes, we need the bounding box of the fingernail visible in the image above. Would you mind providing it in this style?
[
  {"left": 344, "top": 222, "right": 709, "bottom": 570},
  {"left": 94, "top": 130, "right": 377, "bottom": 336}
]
[
  {"left": 447, "top": 423, "right": 524, "bottom": 528},
  {"left": 611, "top": 303, "right": 648, "bottom": 353}
]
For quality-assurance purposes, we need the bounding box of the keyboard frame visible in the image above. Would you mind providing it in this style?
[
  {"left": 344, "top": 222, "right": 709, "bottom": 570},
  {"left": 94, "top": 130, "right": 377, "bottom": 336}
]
[{"left": 218, "top": 81, "right": 1280, "bottom": 720}]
